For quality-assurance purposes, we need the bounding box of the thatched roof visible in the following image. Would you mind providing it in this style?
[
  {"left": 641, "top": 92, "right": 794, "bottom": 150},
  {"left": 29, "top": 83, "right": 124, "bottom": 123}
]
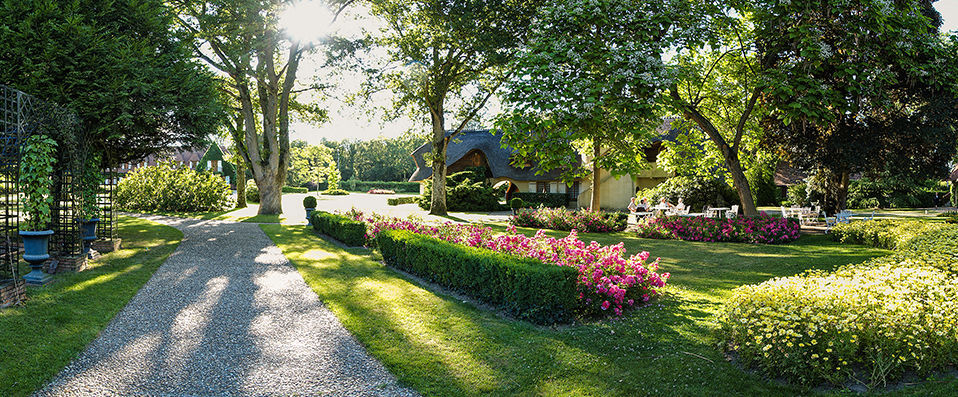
[{"left": 409, "top": 119, "right": 686, "bottom": 183}]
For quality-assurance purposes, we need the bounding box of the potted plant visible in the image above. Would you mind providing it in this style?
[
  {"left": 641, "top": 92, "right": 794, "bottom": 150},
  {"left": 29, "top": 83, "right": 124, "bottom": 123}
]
[
  {"left": 303, "top": 195, "right": 317, "bottom": 226},
  {"left": 77, "top": 155, "right": 103, "bottom": 258},
  {"left": 509, "top": 197, "right": 525, "bottom": 215},
  {"left": 19, "top": 134, "right": 57, "bottom": 285}
]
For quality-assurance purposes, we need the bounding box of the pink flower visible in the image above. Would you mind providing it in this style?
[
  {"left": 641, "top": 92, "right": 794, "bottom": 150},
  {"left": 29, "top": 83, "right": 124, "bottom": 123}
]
[{"left": 601, "top": 301, "right": 611, "bottom": 310}]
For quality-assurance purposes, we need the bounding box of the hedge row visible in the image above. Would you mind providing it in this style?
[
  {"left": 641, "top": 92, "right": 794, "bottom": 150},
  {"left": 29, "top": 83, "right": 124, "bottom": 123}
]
[
  {"left": 719, "top": 221, "right": 958, "bottom": 387},
  {"left": 511, "top": 192, "right": 568, "bottom": 208},
  {"left": 387, "top": 196, "right": 419, "bottom": 206},
  {"left": 343, "top": 180, "right": 420, "bottom": 193},
  {"left": 282, "top": 186, "right": 308, "bottom": 194},
  {"left": 377, "top": 229, "right": 579, "bottom": 324},
  {"left": 311, "top": 211, "right": 367, "bottom": 247}
]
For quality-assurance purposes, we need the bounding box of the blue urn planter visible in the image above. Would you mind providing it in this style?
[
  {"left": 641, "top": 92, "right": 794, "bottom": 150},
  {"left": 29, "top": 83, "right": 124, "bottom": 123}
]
[
  {"left": 305, "top": 208, "right": 315, "bottom": 226},
  {"left": 20, "top": 230, "right": 54, "bottom": 285},
  {"left": 79, "top": 218, "right": 99, "bottom": 258}
]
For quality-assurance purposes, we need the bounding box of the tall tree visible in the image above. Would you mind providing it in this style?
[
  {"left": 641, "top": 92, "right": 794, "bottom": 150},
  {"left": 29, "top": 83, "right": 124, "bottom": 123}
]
[
  {"left": 171, "top": 0, "right": 332, "bottom": 214},
  {"left": 495, "top": 0, "right": 676, "bottom": 210},
  {"left": 287, "top": 143, "right": 337, "bottom": 188},
  {"left": 0, "top": 0, "right": 221, "bottom": 165},
  {"left": 353, "top": 0, "right": 537, "bottom": 215},
  {"left": 754, "top": 0, "right": 958, "bottom": 214}
]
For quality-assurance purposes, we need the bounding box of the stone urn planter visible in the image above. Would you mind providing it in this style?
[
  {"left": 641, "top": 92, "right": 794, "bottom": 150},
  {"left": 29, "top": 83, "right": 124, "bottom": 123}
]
[
  {"left": 79, "top": 218, "right": 99, "bottom": 258},
  {"left": 20, "top": 230, "right": 54, "bottom": 285}
]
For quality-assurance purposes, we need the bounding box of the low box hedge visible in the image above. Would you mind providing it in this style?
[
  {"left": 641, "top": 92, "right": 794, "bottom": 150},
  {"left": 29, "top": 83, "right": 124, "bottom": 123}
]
[
  {"left": 343, "top": 180, "right": 421, "bottom": 193},
  {"left": 387, "top": 196, "right": 419, "bottom": 206},
  {"left": 311, "top": 211, "right": 367, "bottom": 246},
  {"left": 377, "top": 229, "right": 579, "bottom": 324},
  {"left": 282, "top": 186, "right": 308, "bottom": 194},
  {"left": 512, "top": 192, "right": 568, "bottom": 208}
]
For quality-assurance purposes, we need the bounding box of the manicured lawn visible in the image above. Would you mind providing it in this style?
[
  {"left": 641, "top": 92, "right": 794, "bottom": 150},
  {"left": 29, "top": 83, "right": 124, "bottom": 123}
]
[
  {"left": 0, "top": 216, "right": 182, "bottom": 396},
  {"left": 263, "top": 224, "right": 957, "bottom": 395},
  {"left": 121, "top": 208, "right": 235, "bottom": 220}
]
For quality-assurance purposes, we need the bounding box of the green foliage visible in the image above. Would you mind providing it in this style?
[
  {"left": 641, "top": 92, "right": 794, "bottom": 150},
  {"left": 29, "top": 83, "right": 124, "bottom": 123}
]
[
  {"left": 282, "top": 186, "right": 308, "bottom": 194},
  {"left": 377, "top": 229, "right": 579, "bottom": 324},
  {"left": 19, "top": 135, "right": 57, "bottom": 231},
  {"left": 321, "top": 188, "right": 349, "bottom": 196},
  {"left": 510, "top": 207, "right": 628, "bottom": 233},
  {"left": 721, "top": 221, "right": 958, "bottom": 386},
  {"left": 0, "top": 0, "right": 222, "bottom": 164},
  {"left": 288, "top": 143, "right": 337, "bottom": 188},
  {"left": 116, "top": 161, "right": 232, "bottom": 212},
  {"left": 509, "top": 197, "right": 524, "bottom": 210},
  {"left": 319, "top": 135, "right": 423, "bottom": 182},
  {"left": 637, "top": 176, "right": 737, "bottom": 213},
  {"left": 341, "top": 180, "right": 420, "bottom": 193},
  {"left": 311, "top": 211, "right": 366, "bottom": 247},
  {"left": 387, "top": 196, "right": 418, "bottom": 206},
  {"left": 511, "top": 193, "right": 567, "bottom": 209},
  {"left": 245, "top": 179, "right": 259, "bottom": 203},
  {"left": 302, "top": 195, "right": 317, "bottom": 209},
  {"left": 78, "top": 155, "right": 104, "bottom": 221},
  {"left": 419, "top": 169, "right": 503, "bottom": 212},
  {"left": 785, "top": 183, "right": 813, "bottom": 207},
  {"left": 847, "top": 177, "right": 943, "bottom": 209}
]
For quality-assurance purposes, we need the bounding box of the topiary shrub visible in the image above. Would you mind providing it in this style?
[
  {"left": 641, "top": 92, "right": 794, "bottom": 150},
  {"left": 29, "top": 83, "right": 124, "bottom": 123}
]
[
  {"left": 637, "top": 176, "right": 737, "bottom": 212},
  {"left": 387, "top": 196, "right": 418, "bottom": 206},
  {"left": 419, "top": 167, "right": 504, "bottom": 211},
  {"left": 116, "top": 161, "right": 232, "bottom": 212},
  {"left": 282, "top": 186, "right": 308, "bottom": 194},
  {"left": 509, "top": 197, "right": 524, "bottom": 211},
  {"left": 321, "top": 188, "right": 349, "bottom": 195},
  {"left": 311, "top": 211, "right": 366, "bottom": 246},
  {"left": 303, "top": 195, "right": 317, "bottom": 209}
]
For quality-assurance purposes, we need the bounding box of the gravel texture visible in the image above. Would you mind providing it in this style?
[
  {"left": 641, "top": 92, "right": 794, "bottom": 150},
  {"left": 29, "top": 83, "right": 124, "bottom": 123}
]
[{"left": 38, "top": 215, "right": 417, "bottom": 397}]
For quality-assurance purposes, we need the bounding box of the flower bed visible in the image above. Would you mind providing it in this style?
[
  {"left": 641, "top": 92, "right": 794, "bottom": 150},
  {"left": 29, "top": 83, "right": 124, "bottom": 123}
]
[
  {"left": 346, "top": 209, "right": 669, "bottom": 317},
  {"left": 718, "top": 222, "right": 958, "bottom": 387},
  {"left": 634, "top": 215, "right": 801, "bottom": 244},
  {"left": 367, "top": 189, "right": 396, "bottom": 194},
  {"left": 509, "top": 207, "right": 627, "bottom": 233}
]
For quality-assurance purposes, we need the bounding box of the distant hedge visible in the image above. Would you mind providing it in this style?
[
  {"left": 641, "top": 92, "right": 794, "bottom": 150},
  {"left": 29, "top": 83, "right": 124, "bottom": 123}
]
[
  {"left": 282, "top": 186, "right": 308, "bottom": 194},
  {"left": 377, "top": 229, "right": 579, "bottom": 324},
  {"left": 387, "top": 196, "right": 419, "bottom": 206},
  {"left": 511, "top": 192, "right": 568, "bottom": 208},
  {"left": 311, "top": 211, "right": 367, "bottom": 246},
  {"left": 342, "top": 180, "right": 420, "bottom": 193}
]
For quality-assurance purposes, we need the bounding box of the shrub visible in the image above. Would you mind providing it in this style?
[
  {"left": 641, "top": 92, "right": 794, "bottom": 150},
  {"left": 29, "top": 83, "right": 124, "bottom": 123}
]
[
  {"left": 302, "top": 195, "right": 317, "bottom": 209},
  {"left": 349, "top": 210, "right": 669, "bottom": 318},
  {"left": 511, "top": 192, "right": 567, "bottom": 208},
  {"left": 321, "top": 188, "right": 349, "bottom": 195},
  {"left": 635, "top": 215, "right": 801, "bottom": 244},
  {"left": 387, "top": 196, "right": 418, "bottom": 206},
  {"left": 19, "top": 134, "right": 57, "bottom": 230},
  {"left": 377, "top": 229, "right": 580, "bottom": 324},
  {"left": 509, "top": 197, "right": 525, "bottom": 210},
  {"left": 282, "top": 186, "right": 308, "bottom": 194},
  {"left": 786, "top": 182, "right": 811, "bottom": 207},
  {"left": 419, "top": 168, "right": 504, "bottom": 211},
  {"left": 116, "top": 161, "right": 232, "bottom": 212},
  {"left": 719, "top": 222, "right": 958, "bottom": 387},
  {"left": 847, "top": 177, "right": 943, "bottom": 209},
  {"left": 829, "top": 220, "right": 949, "bottom": 250},
  {"left": 637, "top": 176, "right": 737, "bottom": 213},
  {"left": 246, "top": 179, "right": 259, "bottom": 203},
  {"left": 367, "top": 189, "right": 395, "bottom": 194},
  {"left": 510, "top": 207, "right": 627, "bottom": 233},
  {"left": 342, "top": 180, "right": 420, "bottom": 193},
  {"left": 311, "top": 211, "right": 366, "bottom": 246}
]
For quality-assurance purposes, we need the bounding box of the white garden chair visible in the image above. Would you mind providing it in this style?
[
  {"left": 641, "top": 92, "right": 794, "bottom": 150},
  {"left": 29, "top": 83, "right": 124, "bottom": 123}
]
[{"left": 726, "top": 205, "right": 739, "bottom": 219}]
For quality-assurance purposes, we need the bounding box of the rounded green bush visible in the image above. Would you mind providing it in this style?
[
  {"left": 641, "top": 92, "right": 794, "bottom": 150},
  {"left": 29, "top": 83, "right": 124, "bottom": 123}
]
[
  {"left": 303, "top": 195, "right": 317, "bottom": 208},
  {"left": 509, "top": 197, "right": 525, "bottom": 210},
  {"left": 246, "top": 179, "right": 259, "bottom": 203},
  {"left": 321, "top": 188, "right": 349, "bottom": 196},
  {"left": 116, "top": 161, "right": 232, "bottom": 212}
]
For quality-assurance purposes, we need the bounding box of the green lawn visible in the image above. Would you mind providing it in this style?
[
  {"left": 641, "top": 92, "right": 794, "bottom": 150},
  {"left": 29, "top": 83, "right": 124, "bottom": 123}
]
[
  {"left": 263, "top": 224, "right": 957, "bottom": 396},
  {"left": 0, "top": 216, "right": 182, "bottom": 396},
  {"left": 121, "top": 208, "right": 235, "bottom": 220}
]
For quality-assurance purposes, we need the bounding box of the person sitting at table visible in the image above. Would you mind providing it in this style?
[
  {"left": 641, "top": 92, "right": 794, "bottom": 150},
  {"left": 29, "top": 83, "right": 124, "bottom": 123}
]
[
  {"left": 628, "top": 197, "right": 639, "bottom": 213},
  {"left": 639, "top": 198, "right": 649, "bottom": 211},
  {"left": 675, "top": 198, "right": 686, "bottom": 211},
  {"left": 658, "top": 198, "right": 674, "bottom": 209}
]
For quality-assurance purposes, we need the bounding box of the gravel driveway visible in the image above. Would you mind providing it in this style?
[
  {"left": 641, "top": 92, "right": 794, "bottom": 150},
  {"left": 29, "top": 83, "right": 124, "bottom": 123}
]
[{"left": 37, "top": 215, "right": 417, "bottom": 397}]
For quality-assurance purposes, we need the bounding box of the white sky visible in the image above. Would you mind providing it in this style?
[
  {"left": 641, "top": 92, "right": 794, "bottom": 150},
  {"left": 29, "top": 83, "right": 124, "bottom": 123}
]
[{"left": 287, "top": 0, "right": 958, "bottom": 145}]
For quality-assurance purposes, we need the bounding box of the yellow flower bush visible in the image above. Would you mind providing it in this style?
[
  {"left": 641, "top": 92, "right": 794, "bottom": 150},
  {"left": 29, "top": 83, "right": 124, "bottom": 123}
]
[{"left": 719, "top": 221, "right": 958, "bottom": 387}]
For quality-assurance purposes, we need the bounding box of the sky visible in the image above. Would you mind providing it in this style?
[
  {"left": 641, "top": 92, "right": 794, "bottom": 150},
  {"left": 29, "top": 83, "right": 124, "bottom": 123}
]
[{"left": 287, "top": 0, "right": 958, "bottom": 145}]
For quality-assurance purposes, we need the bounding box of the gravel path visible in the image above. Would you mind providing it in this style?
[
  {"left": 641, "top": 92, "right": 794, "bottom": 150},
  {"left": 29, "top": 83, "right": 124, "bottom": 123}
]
[{"left": 38, "top": 215, "right": 417, "bottom": 397}]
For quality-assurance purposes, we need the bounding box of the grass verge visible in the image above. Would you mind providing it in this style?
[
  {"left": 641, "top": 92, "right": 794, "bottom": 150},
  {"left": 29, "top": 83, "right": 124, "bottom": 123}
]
[
  {"left": 263, "top": 224, "right": 957, "bottom": 395},
  {"left": 0, "top": 216, "right": 182, "bottom": 396}
]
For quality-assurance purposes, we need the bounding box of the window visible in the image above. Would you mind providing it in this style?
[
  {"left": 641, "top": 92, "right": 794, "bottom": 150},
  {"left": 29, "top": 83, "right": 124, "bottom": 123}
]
[
  {"left": 217, "top": 161, "right": 222, "bottom": 173},
  {"left": 536, "top": 181, "right": 550, "bottom": 193}
]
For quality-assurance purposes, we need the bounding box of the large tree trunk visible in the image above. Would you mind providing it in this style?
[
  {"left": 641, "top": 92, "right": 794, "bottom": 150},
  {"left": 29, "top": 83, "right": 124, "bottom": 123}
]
[
  {"left": 725, "top": 153, "right": 757, "bottom": 217},
  {"left": 429, "top": 107, "right": 448, "bottom": 215},
  {"left": 257, "top": 174, "right": 283, "bottom": 214},
  {"left": 590, "top": 137, "right": 601, "bottom": 211},
  {"left": 235, "top": 158, "right": 247, "bottom": 208}
]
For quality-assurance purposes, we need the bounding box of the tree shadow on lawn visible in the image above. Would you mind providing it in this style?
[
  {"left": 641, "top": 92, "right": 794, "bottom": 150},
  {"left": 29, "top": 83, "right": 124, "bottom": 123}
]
[{"left": 268, "top": 225, "right": 810, "bottom": 396}]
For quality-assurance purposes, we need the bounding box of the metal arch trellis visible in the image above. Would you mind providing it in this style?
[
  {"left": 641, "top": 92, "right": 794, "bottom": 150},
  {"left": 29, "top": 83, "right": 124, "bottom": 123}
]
[{"left": 0, "top": 84, "right": 116, "bottom": 304}]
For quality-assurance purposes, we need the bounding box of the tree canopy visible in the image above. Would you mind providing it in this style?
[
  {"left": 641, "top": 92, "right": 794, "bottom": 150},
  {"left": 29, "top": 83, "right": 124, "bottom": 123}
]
[{"left": 0, "top": 0, "right": 222, "bottom": 166}]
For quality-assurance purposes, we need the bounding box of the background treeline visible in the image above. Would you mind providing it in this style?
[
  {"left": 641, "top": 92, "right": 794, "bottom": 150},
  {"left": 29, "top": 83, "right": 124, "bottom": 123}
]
[{"left": 319, "top": 133, "right": 423, "bottom": 183}]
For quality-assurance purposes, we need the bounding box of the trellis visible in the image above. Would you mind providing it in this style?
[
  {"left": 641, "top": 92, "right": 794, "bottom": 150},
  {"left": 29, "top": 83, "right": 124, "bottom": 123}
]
[{"left": 0, "top": 84, "right": 117, "bottom": 305}]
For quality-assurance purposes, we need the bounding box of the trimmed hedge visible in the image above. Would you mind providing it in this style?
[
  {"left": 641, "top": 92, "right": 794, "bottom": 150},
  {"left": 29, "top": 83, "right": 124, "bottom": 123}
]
[
  {"left": 343, "top": 180, "right": 420, "bottom": 193},
  {"left": 321, "top": 188, "right": 350, "bottom": 195},
  {"left": 377, "top": 229, "right": 579, "bottom": 324},
  {"left": 283, "top": 186, "right": 308, "bottom": 194},
  {"left": 719, "top": 221, "right": 958, "bottom": 386},
  {"left": 311, "top": 211, "right": 367, "bottom": 246},
  {"left": 511, "top": 192, "right": 568, "bottom": 208},
  {"left": 387, "top": 196, "right": 419, "bottom": 206}
]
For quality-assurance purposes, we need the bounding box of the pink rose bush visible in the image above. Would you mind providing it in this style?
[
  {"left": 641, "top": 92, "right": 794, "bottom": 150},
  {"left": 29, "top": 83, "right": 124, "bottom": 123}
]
[
  {"left": 634, "top": 214, "right": 801, "bottom": 244},
  {"left": 509, "top": 206, "right": 628, "bottom": 233},
  {"left": 346, "top": 209, "right": 669, "bottom": 317}
]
